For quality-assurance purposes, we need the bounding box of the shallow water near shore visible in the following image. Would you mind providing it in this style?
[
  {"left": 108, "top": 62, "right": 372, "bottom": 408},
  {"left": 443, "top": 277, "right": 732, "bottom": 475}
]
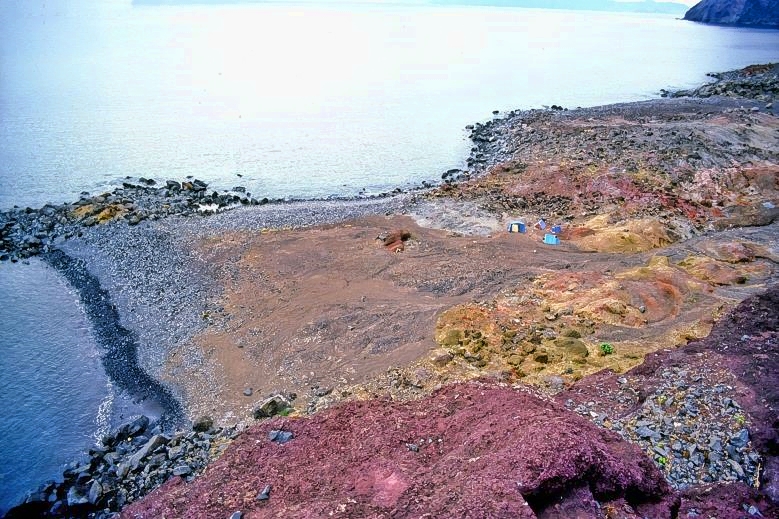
[
  {"left": 0, "top": 260, "right": 153, "bottom": 513},
  {"left": 2, "top": 1, "right": 779, "bottom": 209},
  {"left": 0, "top": 260, "right": 106, "bottom": 512}
]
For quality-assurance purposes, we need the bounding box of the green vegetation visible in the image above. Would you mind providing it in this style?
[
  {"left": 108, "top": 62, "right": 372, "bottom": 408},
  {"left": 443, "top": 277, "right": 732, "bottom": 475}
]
[{"left": 600, "top": 342, "right": 615, "bottom": 355}]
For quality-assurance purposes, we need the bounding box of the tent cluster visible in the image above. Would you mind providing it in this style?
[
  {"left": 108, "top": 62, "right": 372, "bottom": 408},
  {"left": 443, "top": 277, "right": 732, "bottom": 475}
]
[{"left": 506, "top": 219, "right": 562, "bottom": 245}]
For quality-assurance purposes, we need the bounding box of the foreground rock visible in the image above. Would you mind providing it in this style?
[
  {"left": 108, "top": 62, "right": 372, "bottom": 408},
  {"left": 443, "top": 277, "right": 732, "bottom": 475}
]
[
  {"left": 5, "top": 416, "right": 239, "bottom": 518},
  {"left": 118, "top": 286, "right": 779, "bottom": 519},
  {"left": 684, "top": 0, "right": 779, "bottom": 28},
  {"left": 122, "top": 383, "right": 675, "bottom": 518}
]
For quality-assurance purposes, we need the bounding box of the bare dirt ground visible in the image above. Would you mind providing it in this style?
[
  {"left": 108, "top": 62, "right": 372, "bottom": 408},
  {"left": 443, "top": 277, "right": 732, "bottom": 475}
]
[
  {"left": 164, "top": 92, "right": 779, "bottom": 426},
  {"left": 166, "top": 214, "right": 616, "bottom": 421}
]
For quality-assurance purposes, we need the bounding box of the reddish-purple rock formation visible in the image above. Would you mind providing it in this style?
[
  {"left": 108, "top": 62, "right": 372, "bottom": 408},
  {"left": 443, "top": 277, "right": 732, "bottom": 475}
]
[
  {"left": 123, "top": 286, "right": 779, "bottom": 519},
  {"left": 122, "top": 383, "right": 674, "bottom": 518}
]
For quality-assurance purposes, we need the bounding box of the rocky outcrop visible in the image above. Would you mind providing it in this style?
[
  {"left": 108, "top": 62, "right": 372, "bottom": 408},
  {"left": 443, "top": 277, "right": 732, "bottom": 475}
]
[
  {"left": 0, "top": 178, "right": 268, "bottom": 263},
  {"left": 119, "top": 285, "right": 779, "bottom": 519},
  {"left": 5, "top": 416, "right": 240, "bottom": 518},
  {"left": 662, "top": 63, "right": 778, "bottom": 102},
  {"left": 684, "top": 0, "right": 779, "bottom": 28}
]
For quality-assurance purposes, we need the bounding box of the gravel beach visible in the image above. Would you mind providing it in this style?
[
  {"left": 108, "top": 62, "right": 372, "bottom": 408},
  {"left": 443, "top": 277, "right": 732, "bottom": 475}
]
[{"left": 3, "top": 63, "right": 778, "bottom": 518}]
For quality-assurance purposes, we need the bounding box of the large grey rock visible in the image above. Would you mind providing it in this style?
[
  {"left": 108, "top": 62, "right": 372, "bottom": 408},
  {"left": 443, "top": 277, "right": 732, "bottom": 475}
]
[
  {"left": 128, "top": 434, "right": 169, "bottom": 470},
  {"left": 110, "top": 415, "right": 150, "bottom": 444},
  {"left": 88, "top": 480, "right": 103, "bottom": 505},
  {"left": 172, "top": 465, "right": 192, "bottom": 476},
  {"left": 268, "top": 430, "right": 294, "bottom": 444}
]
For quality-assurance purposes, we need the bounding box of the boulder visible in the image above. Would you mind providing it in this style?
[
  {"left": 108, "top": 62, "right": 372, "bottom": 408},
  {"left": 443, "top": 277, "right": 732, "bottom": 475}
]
[
  {"left": 66, "top": 485, "right": 89, "bottom": 507},
  {"left": 173, "top": 465, "right": 192, "bottom": 476},
  {"left": 109, "top": 415, "right": 150, "bottom": 444},
  {"left": 128, "top": 434, "right": 169, "bottom": 470},
  {"left": 87, "top": 480, "right": 103, "bottom": 505},
  {"left": 268, "top": 430, "right": 294, "bottom": 444},
  {"left": 253, "top": 395, "right": 291, "bottom": 419},
  {"left": 193, "top": 416, "right": 214, "bottom": 433},
  {"left": 555, "top": 337, "right": 589, "bottom": 358}
]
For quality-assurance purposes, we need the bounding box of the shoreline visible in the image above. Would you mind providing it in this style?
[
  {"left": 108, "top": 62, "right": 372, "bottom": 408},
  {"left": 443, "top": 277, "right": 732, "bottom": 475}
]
[
  {"left": 41, "top": 249, "right": 185, "bottom": 429},
  {"left": 3, "top": 62, "right": 778, "bottom": 518}
]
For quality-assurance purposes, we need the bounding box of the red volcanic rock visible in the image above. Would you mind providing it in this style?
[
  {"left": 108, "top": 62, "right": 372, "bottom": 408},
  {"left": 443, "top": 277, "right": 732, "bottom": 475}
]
[
  {"left": 123, "top": 384, "right": 673, "bottom": 519},
  {"left": 558, "top": 285, "right": 779, "bottom": 517},
  {"left": 381, "top": 229, "right": 412, "bottom": 253}
]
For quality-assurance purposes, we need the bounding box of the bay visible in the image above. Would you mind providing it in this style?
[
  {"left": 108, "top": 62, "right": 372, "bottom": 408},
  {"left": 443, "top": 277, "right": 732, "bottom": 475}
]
[{"left": 1, "top": 1, "right": 778, "bottom": 209}]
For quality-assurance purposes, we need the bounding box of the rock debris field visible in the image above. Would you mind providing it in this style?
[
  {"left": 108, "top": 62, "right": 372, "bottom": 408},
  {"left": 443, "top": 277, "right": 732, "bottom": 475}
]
[{"left": 3, "top": 64, "right": 779, "bottom": 518}]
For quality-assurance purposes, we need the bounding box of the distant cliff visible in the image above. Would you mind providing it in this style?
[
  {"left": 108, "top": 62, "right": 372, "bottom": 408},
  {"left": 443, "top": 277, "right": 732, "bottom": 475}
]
[
  {"left": 684, "top": 0, "right": 779, "bottom": 28},
  {"left": 432, "top": 0, "right": 688, "bottom": 14}
]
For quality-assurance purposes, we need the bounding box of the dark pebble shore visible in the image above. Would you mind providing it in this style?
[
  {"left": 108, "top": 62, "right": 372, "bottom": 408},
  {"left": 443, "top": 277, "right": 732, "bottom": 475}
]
[
  {"left": 42, "top": 249, "right": 185, "bottom": 429},
  {"left": 2, "top": 63, "right": 778, "bottom": 518}
]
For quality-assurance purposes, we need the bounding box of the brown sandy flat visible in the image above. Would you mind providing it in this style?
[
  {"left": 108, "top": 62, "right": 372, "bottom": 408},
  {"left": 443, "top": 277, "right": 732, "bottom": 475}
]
[
  {"left": 167, "top": 214, "right": 622, "bottom": 421},
  {"left": 160, "top": 90, "right": 778, "bottom": 425},
  {"left": 165, "top": 205, "right": 777, "bottom": 425}
]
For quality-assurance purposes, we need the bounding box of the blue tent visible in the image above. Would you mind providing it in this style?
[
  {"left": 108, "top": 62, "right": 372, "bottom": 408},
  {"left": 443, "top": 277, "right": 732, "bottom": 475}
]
[{"left": 507, "top": 221, "right": 526, "bottom": 233}]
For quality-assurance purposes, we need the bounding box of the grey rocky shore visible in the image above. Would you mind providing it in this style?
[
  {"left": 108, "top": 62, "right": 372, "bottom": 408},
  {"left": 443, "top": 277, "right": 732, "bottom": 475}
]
[
  {"left": 4, "top": 416, "right": 239, "bottom": 519},
  {"left": 2, "top": 62, "right": 778, "bottom": 518}
]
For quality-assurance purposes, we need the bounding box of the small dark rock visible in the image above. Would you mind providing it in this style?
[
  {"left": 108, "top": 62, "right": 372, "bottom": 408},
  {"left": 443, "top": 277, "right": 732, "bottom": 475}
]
[
  {"left": 256, "top": 484, "right": 272, "bottom": 501},
  {"left": 268, "top": 430, "right": 294, "bottom": 444},
  {"left": 313, "top": 386, "right": 332, "bottom": 397}
]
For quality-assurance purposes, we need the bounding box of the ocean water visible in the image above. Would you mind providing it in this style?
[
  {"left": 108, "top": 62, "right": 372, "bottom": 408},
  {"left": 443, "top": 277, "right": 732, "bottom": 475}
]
[
  {"left": 0, "top": 260, "right": 110, "bottom": 513},
  {"left": 1, "top": 1, "right": 779, "bottom": 209},
  {"left": 1, "top": 0, "right": 779, "bottom": 513}
]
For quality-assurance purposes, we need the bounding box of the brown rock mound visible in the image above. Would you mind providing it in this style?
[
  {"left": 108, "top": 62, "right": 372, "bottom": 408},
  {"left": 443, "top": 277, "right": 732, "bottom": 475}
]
[{"left": 122, "top": 384, "right": 673, "bottom": 518}]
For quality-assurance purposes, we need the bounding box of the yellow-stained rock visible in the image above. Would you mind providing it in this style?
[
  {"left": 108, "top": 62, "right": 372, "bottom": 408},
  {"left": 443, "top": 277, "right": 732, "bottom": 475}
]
[
  {"left": 567, "top": 215, "right": 674, "bottom": 253},
  {"left": 95, "top": 204, "right": 127, "bottom": 223}
]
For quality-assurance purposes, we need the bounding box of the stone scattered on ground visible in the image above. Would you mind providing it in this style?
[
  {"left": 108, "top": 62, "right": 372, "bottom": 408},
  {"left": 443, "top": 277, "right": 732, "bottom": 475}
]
[
  {"left": 4, "top": 416, "right": 240, "bottom": 519},
  {"left": 4, "top": 63, "right": 779, "bottom": 518}
]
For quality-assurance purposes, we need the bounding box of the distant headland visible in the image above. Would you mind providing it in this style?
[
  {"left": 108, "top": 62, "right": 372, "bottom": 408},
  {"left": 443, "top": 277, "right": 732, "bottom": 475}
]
[{"left": 684, "top": 0, "right": 779, "bottom": 28}]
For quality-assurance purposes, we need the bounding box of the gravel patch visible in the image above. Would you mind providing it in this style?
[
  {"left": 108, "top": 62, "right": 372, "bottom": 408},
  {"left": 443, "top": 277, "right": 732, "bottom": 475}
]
[{"left": 568, "top": 365, "right": 761, "bottom": 490}]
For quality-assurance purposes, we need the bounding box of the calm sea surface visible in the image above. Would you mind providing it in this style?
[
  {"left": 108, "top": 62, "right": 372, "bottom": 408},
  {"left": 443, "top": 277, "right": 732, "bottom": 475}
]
[
  {"left": 1, "top": 0, "right": 779, "bottom": 512},
  {"left": 2, "top": 1, "right": 779, "bottom": 209},
  {"left": 0, "top": 260, "right": 110, "bottom": 512}
]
